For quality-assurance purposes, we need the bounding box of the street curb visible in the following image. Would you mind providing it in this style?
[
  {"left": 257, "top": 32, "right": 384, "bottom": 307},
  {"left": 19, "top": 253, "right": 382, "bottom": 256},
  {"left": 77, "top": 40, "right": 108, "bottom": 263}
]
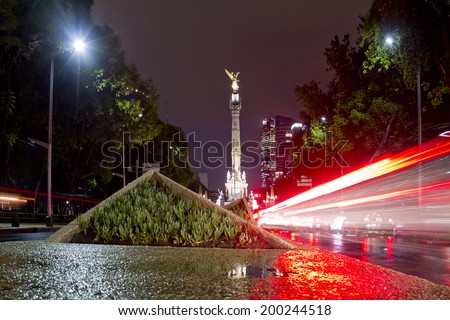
[{"left": 0, "top": 227, "right": 61, "bottom": 235}]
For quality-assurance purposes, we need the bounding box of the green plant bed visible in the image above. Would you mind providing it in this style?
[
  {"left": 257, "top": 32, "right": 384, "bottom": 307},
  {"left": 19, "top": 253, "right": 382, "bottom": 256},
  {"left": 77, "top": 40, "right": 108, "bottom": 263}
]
[
  {"left": 72, "top": 179, "right": 270, "bottom": 248},
  {"left": 49, "top": 171, "right": 299, "bottom": 249}
]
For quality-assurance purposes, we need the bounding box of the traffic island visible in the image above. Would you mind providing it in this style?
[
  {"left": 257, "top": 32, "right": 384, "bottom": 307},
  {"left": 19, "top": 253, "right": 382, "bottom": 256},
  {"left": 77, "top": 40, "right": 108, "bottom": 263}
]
[{"left": 47, "top": 171, "right": 300, "bottom": 249}]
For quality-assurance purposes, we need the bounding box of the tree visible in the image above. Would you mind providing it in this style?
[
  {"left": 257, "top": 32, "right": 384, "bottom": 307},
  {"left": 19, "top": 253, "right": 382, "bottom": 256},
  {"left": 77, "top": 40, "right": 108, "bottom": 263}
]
[
  {"left": 0, "top": 0, "right": 26, "bottom": 186},
  {"left": 295, "top": 32, "right": 416, "bottom": 181},
  {"left": 151, "top": 124, "right": 194, "bottom": 187},
  {"left": 0, "top": 0, "right": 94, "bottom": 187},
  {"left": 295, "top": 81, "right": 330, "bottom": 121},
  {"left": 360, "top": 0, "right": 450, "bottom": 108},
  {"left": 1, "top": 0, "right": 194, "bottom": 200},
  {"left": 293, "top": 1, "right": 450, "bottom": 187},
  {"left": 54, "top": 23, "right": 164, "bottom": 193}
]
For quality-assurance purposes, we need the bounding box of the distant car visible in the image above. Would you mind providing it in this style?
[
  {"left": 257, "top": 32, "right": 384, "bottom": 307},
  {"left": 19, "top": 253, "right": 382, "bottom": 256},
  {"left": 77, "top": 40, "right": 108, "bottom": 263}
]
[{"left": 341, "top": 213, "right": 396, "bottom": 236}]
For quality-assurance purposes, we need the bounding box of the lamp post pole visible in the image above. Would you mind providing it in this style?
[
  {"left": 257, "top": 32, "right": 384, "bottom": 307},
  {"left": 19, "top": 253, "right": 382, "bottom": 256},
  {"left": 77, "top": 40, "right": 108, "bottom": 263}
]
[
  {"left": 417, "top": 69, "right": 422, "bottom": 206},
  {"left": 46, "top": 39, "right": 86, "bottom": 227},
  {"left": 385, "top": 36, "right": 422, "bottom": 204},
  {"left": 47, "top": 57, "right": 54, "bottom": 227},
  {"left": 386, "top": 36, "right": 422, "bottom": 144},
  {"left": 417, "top": 69, "right": 422, "bottom": 145}
]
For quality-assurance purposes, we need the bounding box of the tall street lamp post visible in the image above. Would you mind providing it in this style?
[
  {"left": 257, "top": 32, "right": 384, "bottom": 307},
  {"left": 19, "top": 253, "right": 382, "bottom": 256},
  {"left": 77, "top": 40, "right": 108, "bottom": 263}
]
[
  {"left": 385, "top": 36, "right": 422, "bottom": 204},
  {"left": 47, "top": 56, "right": 54, "bottom": 227},
  {"left": 417, "top": 69, "right": 422, "bottom": 145},
  {"left": 46, "top": 39, "right": 85, "bottom": 227},
  {"left": 417, "top": 69, "right": 422, "bottom": 205},
  {"left": 385, "top": 36, "right": 422, "bottom": 145}
]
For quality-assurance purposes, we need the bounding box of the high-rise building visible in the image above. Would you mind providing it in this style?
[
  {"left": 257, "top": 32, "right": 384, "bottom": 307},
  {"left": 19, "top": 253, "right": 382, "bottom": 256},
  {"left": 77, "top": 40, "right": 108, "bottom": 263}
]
[
  {"left": 260, "top": 118, "right": 276, "bottom": 190},
  {"left": 260, "top": 116, "right": 312, "bottom": 204},
  {"left": 274, "top": 115, "right": 297, "bottom": 179},
  {"left": 260, "top": 115, "right": 297, "bottom": 188}
]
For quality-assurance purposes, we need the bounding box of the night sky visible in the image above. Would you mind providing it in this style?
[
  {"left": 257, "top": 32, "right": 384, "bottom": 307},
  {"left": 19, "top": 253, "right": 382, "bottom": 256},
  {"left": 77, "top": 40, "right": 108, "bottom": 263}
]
[{"left": 91, "top": 0, "right": 373, "bottom": 192}]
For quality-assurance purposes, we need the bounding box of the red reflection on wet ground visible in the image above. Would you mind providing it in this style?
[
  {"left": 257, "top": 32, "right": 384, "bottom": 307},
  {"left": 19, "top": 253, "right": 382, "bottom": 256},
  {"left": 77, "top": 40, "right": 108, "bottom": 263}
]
[
  {"left": 386, "top": 237, "right": 394, "bottom": 258},
  {"left": 290, "top": 232, "right": 296, "bottom": 241},
  {"left": 361, "top": 237, "right": 369, "bottom": 252},
  {"left": 308, "top": 233, "right": 317, "bottom": 246},
  {"left": 360, "top": 238, "right": 369, "bottom": 262},
  {"left": 248, "top": 250, "right": 432, "bottom": 300}
]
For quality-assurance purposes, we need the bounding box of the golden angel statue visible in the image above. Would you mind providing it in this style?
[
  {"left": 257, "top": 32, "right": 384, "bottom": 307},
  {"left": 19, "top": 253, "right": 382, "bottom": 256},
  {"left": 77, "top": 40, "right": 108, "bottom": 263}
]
[{"left": 225, "top": 69, "right": 240, "bottom": 93}]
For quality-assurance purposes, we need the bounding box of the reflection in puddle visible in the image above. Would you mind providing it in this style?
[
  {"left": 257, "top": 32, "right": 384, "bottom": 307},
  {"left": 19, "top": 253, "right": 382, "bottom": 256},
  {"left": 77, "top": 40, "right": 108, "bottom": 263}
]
[
  {"left": 290, "top": 232, "right": 296, "bottom": 241},
  {"left": 308, "top": 233, "right": 317, "bottom": 246},
  {"left": 227, "top": 265, "right": 283, "bottom": 278},
  {"left": 228, "top": 265, "right": 247, "bottom": 278},
  {"left": 385, "top": 237, "right": 394, "bottom": 260},
  {"left": 331, "top": 234, "right": 343, "bottom": 252}
]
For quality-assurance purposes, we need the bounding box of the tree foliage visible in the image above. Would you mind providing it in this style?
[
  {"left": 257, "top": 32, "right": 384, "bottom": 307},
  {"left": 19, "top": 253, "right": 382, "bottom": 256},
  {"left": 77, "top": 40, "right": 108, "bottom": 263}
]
[
  {"left": 296, "top": 34, "right": 412, "bottom": 166},
  {"left": 360, "top": 0, "right": 450, "bottom": 106},
  {"left": 294, "top": 0, "right": 450, "bottom": 183},
  {"left": 0, "top": 0, "right": 193, "bottom": 197}
]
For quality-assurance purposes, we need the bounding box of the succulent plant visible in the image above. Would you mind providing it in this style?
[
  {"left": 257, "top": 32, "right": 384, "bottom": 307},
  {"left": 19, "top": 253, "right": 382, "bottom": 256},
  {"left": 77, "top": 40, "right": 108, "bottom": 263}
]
[{"left": 83, "top": 179, "right": 252, "bottom": 246}]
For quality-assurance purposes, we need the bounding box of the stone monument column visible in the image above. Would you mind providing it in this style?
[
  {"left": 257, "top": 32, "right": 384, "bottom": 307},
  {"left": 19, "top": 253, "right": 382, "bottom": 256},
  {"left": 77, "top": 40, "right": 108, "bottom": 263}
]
[
  {"left": 224, "top": 69, "right": 248, "bottom": 202},
  {"left": 230, "top": 99, "right": 242, "bottom": 173}
]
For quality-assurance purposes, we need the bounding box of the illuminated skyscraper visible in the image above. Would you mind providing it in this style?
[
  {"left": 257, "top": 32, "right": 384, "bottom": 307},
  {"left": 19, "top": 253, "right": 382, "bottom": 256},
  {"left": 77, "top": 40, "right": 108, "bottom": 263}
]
[
  {"left": 274, "top": 115, "right": 297, "bottom": 179},
  {"left": 260, "top": 118, "right": 276, "bottom": 189}
]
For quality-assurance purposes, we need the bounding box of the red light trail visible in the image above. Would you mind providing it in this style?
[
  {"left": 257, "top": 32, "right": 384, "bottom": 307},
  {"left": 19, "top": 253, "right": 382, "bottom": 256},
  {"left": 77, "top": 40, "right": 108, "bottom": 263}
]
[
  {"left": 283, "top": 180, "right": 450, "bottom": 216},
  {"left": 259, "top": 136, "right": 450, "bottom": 216},
  {"left": 0, "top": 186, "right": 100, "bottom": 204}
]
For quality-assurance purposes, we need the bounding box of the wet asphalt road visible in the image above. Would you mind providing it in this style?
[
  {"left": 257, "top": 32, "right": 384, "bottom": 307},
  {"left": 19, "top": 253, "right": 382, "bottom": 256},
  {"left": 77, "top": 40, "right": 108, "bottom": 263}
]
[{"left": 0, "top": 232, "right": 54, "bottom": 242}]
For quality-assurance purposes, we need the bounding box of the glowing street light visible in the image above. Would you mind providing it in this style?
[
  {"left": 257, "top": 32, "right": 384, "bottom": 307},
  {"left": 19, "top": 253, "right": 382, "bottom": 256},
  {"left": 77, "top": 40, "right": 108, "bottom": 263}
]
[
  {"left": 385, "top": 36, "right": 394, "bottom": 46},
  {"left": 73, "top": 39, "right": 86, "bottom": 53}
]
